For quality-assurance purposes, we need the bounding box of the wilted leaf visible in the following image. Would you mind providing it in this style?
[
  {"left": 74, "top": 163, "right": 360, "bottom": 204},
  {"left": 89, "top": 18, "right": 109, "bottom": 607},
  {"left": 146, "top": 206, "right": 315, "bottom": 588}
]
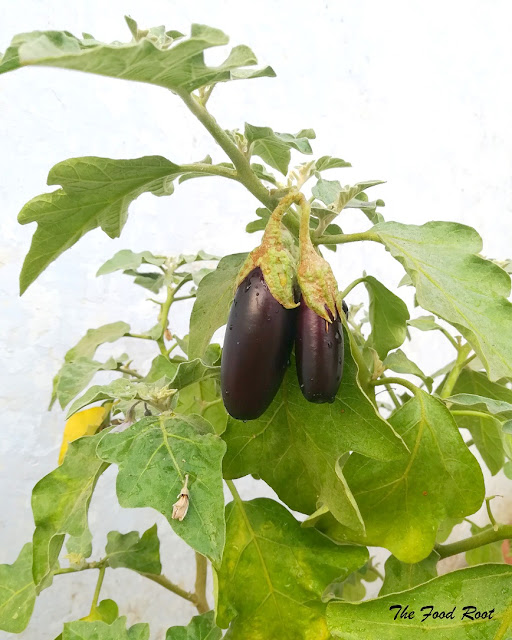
[
  {"left": 216, "top": 498, "right": 368, "bottom": 639},
  {"left": 0, "top": 543, "right": 36, "bottom": 633},
  {"left": 32, "top": 432, "right": 108, "bottom": 590},
  {"left": 379, "top": 551, "right": 438, "bottom": 596},
  {"left": 105, "top": 525, "right": 161, "bottom": 574},
  {"left": 59, "top": 404, "right": 111, "bottom": 464},
  {"left": 97, "top": 415, "right": 226, "bottom": 564},
  {"left": 363, "top": 276, "right": 409, "bottom": 360},
  {"left": 17, "top": 156, "right": 183, "bottom": 292},
  {"left": 327, "top": 564, "right": 512, "bottom": 639},
  {"left": 245, "top": 124, "right": 314, "bottom": 175},
  {"left": 0, "top": 20, "right": 275, "bottom": 92},
  {"left": 314, "top": 391, "right": 484, "bottom": 563},
  {"left": 374, "top": 221, "right": 512, "bottom": 381},
  {"left": 223, "top": 333, "right": 405, "bottom": 533},
  {"left": 188, "top": 253, "right": 247, "bottom": 360},
  {"left": 166, "top": 611, "right": 222, "bottom": 640}
]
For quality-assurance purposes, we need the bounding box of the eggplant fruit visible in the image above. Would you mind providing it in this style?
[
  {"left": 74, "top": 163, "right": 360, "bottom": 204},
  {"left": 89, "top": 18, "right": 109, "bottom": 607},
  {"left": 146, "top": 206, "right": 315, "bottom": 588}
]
[
  {"left": 295, "top": 296, "right": 344, "bottom": 403},
  {"left": 221, "top": 267, "right": 296, "bottom": 420}
]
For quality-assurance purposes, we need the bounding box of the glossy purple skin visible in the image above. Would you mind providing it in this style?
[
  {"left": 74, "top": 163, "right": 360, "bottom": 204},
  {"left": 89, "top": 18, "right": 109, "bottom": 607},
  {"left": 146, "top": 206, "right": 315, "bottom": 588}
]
[
  {"left": 295, "top": 296, "right": 344, "bottom": 403},
  {"left": 221, "top": 267, "right": 297, "bottom": 420}
]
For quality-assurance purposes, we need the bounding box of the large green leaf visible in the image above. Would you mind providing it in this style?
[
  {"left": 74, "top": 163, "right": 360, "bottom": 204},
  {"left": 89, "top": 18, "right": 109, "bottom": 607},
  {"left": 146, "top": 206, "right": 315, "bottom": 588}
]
[
  {"left": 216, "top": 498, "right": 368, "bottom": 640},
  {"left": 105, "top": 524, "right": 161, "bottom": 574},
  {"left": 450, "top": 368, "right": 511, "bottom": 475},
  {"left": 373, "top": 221, "right": 512, "bottom": 381},
  {"left": 245, "top": 124, "right": 315, "bottom": 175},
  {"left": 379, "top": 552, "right": 438, "bottom": 596},
  {"left": 327, "top": 564, "right": 512, "bottom": 639},
  {"left": 0, "top": 20, "right": 275, "bottom": 92},
  {"left": 32, "top": 432, "right": 108, "bottom": 590},
  {"left": 97, "top": 415, "right": 226, "bottom": 564},
  {"left": 62, "top": 618, "right": 149, "bottom": 640},
  {"left": 188, "top": 253, "right": 247, "bottom": 360},
  {"left": 223, "top": 333, "right": 405, "bottom": 533},
  {"left": 314, "top": 391, "right": 484, "bottom": 563},
  {"left": 0, "top": 543, "right": 36, "bottom": 633},
  {"left": 363, "top": 276, "right": 409, "bottom": 360},
  {"left": 166, "top": 611, "right": 222, "bottom": 640},
  {"left": 18, "top": 156, "right": 183, "bottom": 292}
]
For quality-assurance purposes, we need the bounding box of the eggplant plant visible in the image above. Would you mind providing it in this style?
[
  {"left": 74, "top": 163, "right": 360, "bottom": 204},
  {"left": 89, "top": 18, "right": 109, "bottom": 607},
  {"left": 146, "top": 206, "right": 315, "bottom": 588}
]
[{"left": 1, "top": 17, "right": 512, "bottom": 640}]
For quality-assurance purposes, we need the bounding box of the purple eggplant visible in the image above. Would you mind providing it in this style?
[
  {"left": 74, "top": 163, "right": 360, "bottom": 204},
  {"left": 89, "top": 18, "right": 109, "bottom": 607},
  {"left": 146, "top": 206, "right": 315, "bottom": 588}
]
[
  {"left": 295, "top": 296, "right": 344, "bottom": 403},
  {"left": 221, "top": 267, "right": 297, "bottom": 420}
]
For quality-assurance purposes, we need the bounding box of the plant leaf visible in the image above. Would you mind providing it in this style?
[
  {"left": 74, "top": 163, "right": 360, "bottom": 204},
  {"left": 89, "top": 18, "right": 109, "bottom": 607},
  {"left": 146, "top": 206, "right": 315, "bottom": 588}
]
[
  {"left": 59, "top": 404, "right": 111, "bottom": 464},
  {"left": 56, "top": 357, "right": 120, "bottom": 409},
  {"left": 363, "top": 276, "right": 409, "bottom": 360},
  {"left": 327, "top": 564, "right": 512, "bottom": 638},
  {"left": 245, "top": 124, "right": 314, "bottom": 175},
  {"left": 96, "top": 250, "right": 165, "bottom": 276},
  {"left": 312, "top": 179, "right": 384, "bottom": 209},
  {"left": 373, "top": 221, "right": 512, "bottom": 381},
  {"left": 166, "top": 611, "right": 222, "bottom": 640},
  {"left": 32, "top": 432, "right": 109, "bottom": 590},
  {"left": 314, "top": 391, "right": 484, "bottom": 563},
  {"left": 97, "top": 415, "right": 226, "bottom": 564},
  {"left": 446, "top": 393, "right": 512, "bottom": 418},
  {"left": 450, "top": 369, "right": 512, "bottom": 475},
  {"left": 379, "top": 551, "right": 439, "bottom": 596},
  {"left": 0, "top": 21, "right": 275, "bottom": 92},
  {"left": 407, "top": 315, "right": 444, "bottom": 332},
  {"left": 315, "top": 156, "right": 352, "bottom": 171},
  {"left": 18, "top": 156, "right": 183, "bottom": 292},
  {"left": 216, "top": 498, "right": 368, "bottom": 639},
  {"left": 64, "top": 322, "right": 131, "bottom": 362},
  {"left": 223, "top": 333, "right": 405, "bottom": 533},
  {"left": 0, "top": 543, "right": 36, "bottom": 633},
  {"left": 384, "top": 349, "right": 433, "bottom": 391},
  {"left": 188, "top": 253, "right": 247, "bottom": 360},
  {"left": 105, "top": 524, "right": 161, "bottom": 574},
  {"left": 62, "top": 618, "right": 149, "bottom": 640}
]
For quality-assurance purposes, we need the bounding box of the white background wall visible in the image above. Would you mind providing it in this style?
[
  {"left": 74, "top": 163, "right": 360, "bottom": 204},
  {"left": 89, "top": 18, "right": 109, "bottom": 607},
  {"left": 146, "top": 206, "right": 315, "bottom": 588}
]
[{"left": 1, "top": 1, "right": 512, "bottom": 638}]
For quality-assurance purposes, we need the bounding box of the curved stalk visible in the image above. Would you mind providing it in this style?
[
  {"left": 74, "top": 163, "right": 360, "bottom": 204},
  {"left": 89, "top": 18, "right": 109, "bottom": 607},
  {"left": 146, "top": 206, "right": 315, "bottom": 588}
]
[{"left": 435, "top": 524, "right": 512, "bottom": 558}]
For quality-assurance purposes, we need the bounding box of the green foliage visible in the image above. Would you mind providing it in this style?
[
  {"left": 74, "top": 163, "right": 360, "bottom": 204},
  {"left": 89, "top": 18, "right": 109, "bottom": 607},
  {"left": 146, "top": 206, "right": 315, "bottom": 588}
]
[
  {"left": 223, "top": 334, "right": 405, "bottom": 533},
  {"left": 97, "top": 415, "right": 226, "bottom": 564},
  {"left": 166, "top": 612, "right": 222, "bottom": 640},
  {"left": 216, "top": 498, "right": 368, "bottom": 639},
  {"left": 374, "top": 220, "right": 512, "bottom": 381},
  {"left": 0, "top": 544, "right": 36, "bottom": 633},
  {"left": 327, "top": 565, "right": 512, "bottom": 638},
  {"left": 2, "top": 14, "right": 512, "bottom": 640},
  {"left": 32, "top": 432, "right": 108, "bottom": 591}
]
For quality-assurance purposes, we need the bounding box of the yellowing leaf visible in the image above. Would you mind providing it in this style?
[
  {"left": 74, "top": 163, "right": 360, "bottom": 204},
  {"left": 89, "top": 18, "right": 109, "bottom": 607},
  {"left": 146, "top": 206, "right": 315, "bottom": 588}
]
[{"left": 59, "top": 404, "right": 111, "bottom": 464}]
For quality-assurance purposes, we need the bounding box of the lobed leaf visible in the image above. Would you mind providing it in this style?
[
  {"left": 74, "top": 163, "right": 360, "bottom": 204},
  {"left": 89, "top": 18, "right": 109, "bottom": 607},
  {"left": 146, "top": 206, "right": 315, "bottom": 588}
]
[
  {"left": 166, "top": 611, "right": 222, "bottom": 640},
  {"left": 216, "top": 498, "right": 368, "bottom": 640},
  {"left": 245, "top": 124, "right": 314, "bottom": 175},
  {"left": 97, "top": 415, "right": 226, "bottom": 564},
  {"left": 0, "top": 20, "right": 275, "bottom": 92},
  {"left": 62, "top": 617, "right": 149, "bottom": 640},
  {"left": 105, "top": 524, "right": 161, "bottom": 575},
  {"left": 373, "top": 220, "right": 512, "bottom": 381},
  {"left": 327, "top": 564, "right": 512, "bottom": 639}
]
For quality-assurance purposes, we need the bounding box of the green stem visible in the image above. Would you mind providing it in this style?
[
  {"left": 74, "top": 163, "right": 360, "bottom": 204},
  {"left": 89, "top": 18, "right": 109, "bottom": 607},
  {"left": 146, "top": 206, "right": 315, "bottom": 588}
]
[
  {"left": 194, "top": 553, "right": 209, "bottom": 614},
  {"left": 340, "top": 277, "right": 367, "bottom": 300},
  {"left": 372, "top": 376, "right": 420, "bottom": 397},
  {"left": 125, "top": 332, "right": 154, "bottom": 340},
  {"left": 116, "top": 365, "right": 143, "bottom": 379},
  {"left": 226, "top": 478, "right": 243, "bottom": 504},
  {"left": 178, "top": 162, "right": 238, "bottom": 181},
  {"left": 439, "top": 343, "right": 472, "bottom": 399},
  {"left": 156, "top": 285, "right": 175, "bottom": 355},
  {"left": 486, "top": 496, "right": 500, "bottom": 532},
  {"left": 384, "top": 383, "right": 401, "bottom": 409},
  {"left": 89, "top": 564, "right": 106, "bottom": 615},
  {"left": 439, "top": 327, "right": 459, "bottom": 351},
  {"left": 450, "top": 409, "right": 497, "bottom": 421},
  {"left": 435, "top": 525, "right": 512, "bottom": 559},
  {"left": 177, "top": 91, "right": 276, "bottom": 210},
  {"left": 313, "top": 230, "right": 380, "bottom": 245},
  {"left": 140, "top": 572, "right": 199, "bottom": 609},
  {"left": 173, "top": 294, "right": 196, "bottom": 302}
]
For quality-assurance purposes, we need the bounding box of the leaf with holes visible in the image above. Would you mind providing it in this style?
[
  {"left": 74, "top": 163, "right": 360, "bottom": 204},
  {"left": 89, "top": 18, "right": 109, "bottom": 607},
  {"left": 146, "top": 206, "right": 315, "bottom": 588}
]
[
  {"left": 216, "top": 498, "right": 368, "bottom": 640},
  {"left": 97, "top": 415, "right": 226, "bottom": 564}
]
